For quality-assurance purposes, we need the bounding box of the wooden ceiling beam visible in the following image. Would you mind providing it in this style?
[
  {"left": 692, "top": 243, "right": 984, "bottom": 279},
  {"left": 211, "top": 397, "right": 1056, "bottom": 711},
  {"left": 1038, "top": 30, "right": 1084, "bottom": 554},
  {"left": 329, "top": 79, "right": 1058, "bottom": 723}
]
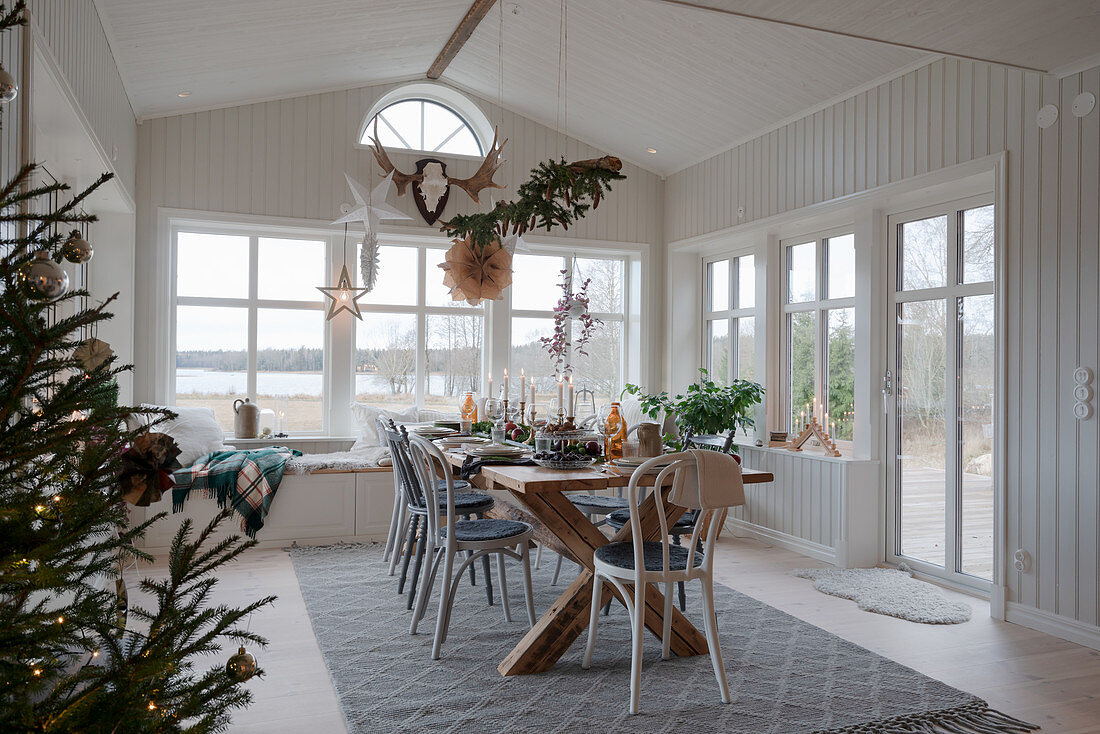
[
  {"left": 427, "top": 0, "right": 499, "bottom": 80},
  {"left": 651, "top": 0, "right": 1048, "bottom": 74}
]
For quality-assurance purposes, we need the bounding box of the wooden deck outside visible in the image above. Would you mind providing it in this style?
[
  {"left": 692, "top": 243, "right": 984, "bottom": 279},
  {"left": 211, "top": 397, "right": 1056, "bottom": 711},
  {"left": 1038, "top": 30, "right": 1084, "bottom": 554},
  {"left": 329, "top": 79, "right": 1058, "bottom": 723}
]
[{"left": 898, "top": 467, "right": 993, "bottom": 580}]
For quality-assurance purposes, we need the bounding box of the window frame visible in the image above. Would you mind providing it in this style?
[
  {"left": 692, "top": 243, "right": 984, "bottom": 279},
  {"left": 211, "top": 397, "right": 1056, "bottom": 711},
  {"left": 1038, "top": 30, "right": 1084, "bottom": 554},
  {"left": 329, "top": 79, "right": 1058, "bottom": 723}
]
[
  {"left": 507, "top": 250, "right": 629, "bottom": 405},
  {"left": 351, "top": 239, "right": 488, "bottom": 412},
  {"left": 165, "top": 212, "right": 644, "bottom": 436},
  {"left": 356, "top": 83, "right": 495, "bottom": 161},
  {"left": 701, "top": 252, "right": 757, "bottom": 384},
  {"left": 781, "top": 226, "right": 857, "bottom": 445},
  {"left": 169, "top": 222, "right": 336, "bottom": 436}
]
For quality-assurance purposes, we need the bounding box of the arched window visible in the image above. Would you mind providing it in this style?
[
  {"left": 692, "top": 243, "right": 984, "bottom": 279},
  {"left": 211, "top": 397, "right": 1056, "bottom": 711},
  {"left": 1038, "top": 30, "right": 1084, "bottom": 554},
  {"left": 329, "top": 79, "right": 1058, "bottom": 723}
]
[{"left": 359, "top": 85, "right": 492, "bottom": 158}]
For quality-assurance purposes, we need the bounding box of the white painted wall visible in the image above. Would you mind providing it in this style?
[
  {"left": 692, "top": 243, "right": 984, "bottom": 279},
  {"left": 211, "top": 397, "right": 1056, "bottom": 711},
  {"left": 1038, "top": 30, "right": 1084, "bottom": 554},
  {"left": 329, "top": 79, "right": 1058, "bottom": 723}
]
[
  {"left": 27, "top": 0, "right": 135, "bottom": 198},
  {"left": 132, "top": 81, "right": 666, "bottom": 402},
  {"left": 665, "top": 58, "right": 1100, "bottom": 642}
]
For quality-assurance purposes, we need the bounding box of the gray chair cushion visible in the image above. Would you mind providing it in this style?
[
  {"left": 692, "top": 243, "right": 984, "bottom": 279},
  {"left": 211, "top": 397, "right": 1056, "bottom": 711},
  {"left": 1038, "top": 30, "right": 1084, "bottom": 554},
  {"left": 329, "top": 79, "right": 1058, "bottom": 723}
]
[
  {"left": 445, "top": 491, "right": 494, "bottom": 512},
  {"left": 605, "top": 508, "right": 696, "bottom": 532},
  {"left": 594, "top": 541, "right": 704, "bottom": 572},
  {"left": 435, "top": 478, "right": 471, "bottom": 492},
  {"left": 566, "top": 493, "right": 629, "bottom": 514},
  {"left": 441, "top": 518, "right": 531, "bottom": 542}
]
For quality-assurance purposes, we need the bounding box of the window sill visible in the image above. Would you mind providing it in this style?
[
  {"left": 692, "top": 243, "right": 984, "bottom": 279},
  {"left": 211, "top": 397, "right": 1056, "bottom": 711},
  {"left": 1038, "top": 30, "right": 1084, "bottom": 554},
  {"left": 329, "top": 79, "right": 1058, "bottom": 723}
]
[
  {"left": 740, "top": 444, "right": 869, "bottom": 464},
  {"left": 227, "top": 436, "right": 356, "bottom": 445}
]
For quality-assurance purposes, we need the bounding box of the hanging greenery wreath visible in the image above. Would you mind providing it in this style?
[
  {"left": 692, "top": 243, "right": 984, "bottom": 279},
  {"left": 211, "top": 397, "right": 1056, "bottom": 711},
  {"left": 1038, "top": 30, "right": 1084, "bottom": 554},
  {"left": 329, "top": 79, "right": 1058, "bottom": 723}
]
[{"left": 436, "top": 156, "right": 625, "bottom": 305}]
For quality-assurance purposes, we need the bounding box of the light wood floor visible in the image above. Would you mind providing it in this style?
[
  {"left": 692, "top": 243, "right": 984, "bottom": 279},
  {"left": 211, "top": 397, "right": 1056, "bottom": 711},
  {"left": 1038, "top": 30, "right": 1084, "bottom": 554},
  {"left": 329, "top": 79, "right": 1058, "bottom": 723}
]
[{"left": 158, "top": 539, "right": 1100, "bottom": 733}]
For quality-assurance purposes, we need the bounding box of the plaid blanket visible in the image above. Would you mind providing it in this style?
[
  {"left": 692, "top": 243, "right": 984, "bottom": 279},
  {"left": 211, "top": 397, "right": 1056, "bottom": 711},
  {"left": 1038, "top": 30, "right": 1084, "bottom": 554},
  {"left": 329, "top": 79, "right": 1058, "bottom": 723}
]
[{"left": 172, "top": 447, "right": 302, "bottom": 538}]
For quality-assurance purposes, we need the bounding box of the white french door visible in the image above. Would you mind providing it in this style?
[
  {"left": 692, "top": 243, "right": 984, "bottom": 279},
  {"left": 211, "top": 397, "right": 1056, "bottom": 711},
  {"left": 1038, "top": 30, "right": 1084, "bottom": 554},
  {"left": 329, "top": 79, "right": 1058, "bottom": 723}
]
[{"left": 885, "top": 195, "right": 996, "bottom": 589}]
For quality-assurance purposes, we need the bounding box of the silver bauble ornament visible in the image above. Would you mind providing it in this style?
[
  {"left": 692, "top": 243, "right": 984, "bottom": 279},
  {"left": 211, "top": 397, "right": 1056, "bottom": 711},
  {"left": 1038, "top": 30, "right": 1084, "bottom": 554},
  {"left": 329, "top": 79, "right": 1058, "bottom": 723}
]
[
  {"left": 225, "top": 646, "right": 258, "bottom": 681},
  {"left": 62, "top": 230, "right": 93, "bottom": 264},
  {"left": 21, "top": 250, "right": 69, "bottom": 301},
  {"left": 0, "top": 63, "right": 17, "bottom": 103}
]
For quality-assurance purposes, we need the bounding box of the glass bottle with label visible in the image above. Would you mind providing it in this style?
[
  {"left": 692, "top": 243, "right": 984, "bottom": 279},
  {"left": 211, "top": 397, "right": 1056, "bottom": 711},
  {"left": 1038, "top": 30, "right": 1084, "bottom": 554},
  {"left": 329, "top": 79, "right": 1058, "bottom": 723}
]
[
  {"left": 605, "top": 402, "right": 627, "bottom": 462},
  {"left": 460, "top": 391, "right": 478, "bottom": 430}
]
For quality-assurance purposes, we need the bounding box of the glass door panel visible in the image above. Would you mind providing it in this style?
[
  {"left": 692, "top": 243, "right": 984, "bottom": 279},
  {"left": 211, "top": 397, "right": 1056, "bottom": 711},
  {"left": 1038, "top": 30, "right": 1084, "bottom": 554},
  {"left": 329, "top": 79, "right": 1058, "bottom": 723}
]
[
  {"left": 897, "top": 298, "right": 948, "bottom": 567},
  {"left": 959, "top": 294, "right": 995, "bottom": 580},
  {"left": 888, "top": 198, "right": 995, "bottom": 589}
]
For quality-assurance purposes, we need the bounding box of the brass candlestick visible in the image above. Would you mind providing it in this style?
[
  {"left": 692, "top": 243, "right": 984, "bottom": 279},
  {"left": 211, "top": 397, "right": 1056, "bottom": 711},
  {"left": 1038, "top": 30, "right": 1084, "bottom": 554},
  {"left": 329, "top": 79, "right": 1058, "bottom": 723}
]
[{"left": 519, "top": 401, "right": 526, "bottom": 424}]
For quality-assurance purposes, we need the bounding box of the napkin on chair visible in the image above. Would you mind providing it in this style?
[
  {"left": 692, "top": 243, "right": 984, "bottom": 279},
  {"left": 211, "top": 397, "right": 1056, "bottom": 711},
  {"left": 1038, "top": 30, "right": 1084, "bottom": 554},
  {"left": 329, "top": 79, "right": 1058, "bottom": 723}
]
[{"left": 668, "top": 449, "right": 746, "bottom": 510}]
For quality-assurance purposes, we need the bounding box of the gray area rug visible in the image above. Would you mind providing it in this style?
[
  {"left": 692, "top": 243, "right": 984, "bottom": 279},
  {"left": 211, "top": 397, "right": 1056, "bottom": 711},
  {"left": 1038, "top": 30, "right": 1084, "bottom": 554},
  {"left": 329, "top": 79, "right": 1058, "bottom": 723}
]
[
  {"left": 288, "top": 544, "right": 1035, "bottom": 734},
  {"left": 792, "top": 567, "right": 973, "bottom": 624}
]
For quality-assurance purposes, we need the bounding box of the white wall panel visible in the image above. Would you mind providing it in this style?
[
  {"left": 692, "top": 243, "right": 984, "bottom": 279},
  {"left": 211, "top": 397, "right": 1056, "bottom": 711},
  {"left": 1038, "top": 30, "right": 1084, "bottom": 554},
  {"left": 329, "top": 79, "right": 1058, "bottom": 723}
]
[
  {"left": 729, "top": 448, "right": 878, "bottom": 569},
  {"left": 666, "top": 59, "right": 1100, "bottom": 636},
  {"left": 29, "top": 0, "right": 135, "bottom": 196}
]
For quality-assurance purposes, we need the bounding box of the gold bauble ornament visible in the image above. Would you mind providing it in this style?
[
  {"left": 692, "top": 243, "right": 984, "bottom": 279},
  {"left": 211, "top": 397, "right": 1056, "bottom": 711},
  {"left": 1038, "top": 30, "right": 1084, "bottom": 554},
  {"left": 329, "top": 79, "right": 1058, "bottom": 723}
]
[
  {"left": 73, "top": 337, "right": 114, "bottom": 372},
  {"left": 226, "top": 646, "right": 258, "bottom": 681},
  {"left": 438, "top": 236, "right": 513, "bottom": 306}
]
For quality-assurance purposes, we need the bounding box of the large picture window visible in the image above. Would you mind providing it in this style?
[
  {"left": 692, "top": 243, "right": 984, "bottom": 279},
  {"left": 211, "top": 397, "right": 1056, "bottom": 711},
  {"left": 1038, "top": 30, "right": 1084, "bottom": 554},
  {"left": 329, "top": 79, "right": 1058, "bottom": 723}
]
[
  {"left": 354, "top": 244, "right": 485, "bottom": 412},
  {"left": 703, "top": 254, "right": 756, "bottom": 384},
  {"left": 169, "top": 217, "right": 639, "bottom": 435},
  {"left": 783, "top": 231, "right": 856, "bottom": 441},
  {"left": 173, "top": 231, "right": 327, "bottom": 433},
  {"left": 509, "top": 253, "right": 626, "bottom": 409}
]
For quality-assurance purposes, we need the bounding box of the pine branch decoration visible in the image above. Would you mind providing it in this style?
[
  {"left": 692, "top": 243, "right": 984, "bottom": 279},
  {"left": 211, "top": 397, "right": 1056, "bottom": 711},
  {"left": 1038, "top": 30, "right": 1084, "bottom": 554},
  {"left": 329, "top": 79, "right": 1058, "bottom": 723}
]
[{"left": 441, "top": 155, "right": 625, "bottom": 250}]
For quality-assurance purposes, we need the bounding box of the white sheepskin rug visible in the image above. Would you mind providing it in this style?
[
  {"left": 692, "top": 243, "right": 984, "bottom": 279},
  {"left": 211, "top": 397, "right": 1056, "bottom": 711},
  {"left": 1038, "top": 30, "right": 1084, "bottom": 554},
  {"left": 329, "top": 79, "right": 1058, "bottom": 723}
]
[{"left": 792, "top": 566, "right": 972, "bottom": 624}]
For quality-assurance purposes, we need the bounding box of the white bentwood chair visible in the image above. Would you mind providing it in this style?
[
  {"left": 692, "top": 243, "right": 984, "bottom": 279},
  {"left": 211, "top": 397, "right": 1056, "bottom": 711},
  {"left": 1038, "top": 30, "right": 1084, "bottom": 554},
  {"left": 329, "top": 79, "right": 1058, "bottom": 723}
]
[
  {"left": 406, "top": 434, "right": 537, "bottom": 659},
  {"left": 581, "top": 451, "right": 743, "bottom": 715}
]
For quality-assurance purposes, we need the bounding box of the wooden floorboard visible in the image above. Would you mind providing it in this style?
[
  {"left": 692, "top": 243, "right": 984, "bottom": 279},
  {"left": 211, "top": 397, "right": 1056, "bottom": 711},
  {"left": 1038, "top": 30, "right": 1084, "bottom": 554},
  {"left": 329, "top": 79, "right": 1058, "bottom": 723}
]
[{"left": 129, "top": 538, "right": 1100, "bottom": 733}]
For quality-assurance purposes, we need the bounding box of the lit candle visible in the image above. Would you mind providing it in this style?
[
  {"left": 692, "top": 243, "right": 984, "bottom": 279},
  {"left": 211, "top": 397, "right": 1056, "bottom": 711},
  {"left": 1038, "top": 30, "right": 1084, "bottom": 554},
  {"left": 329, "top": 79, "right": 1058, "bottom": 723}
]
[
  {"left": 520, "top": 368, "right": 526, "bottom": 401},
  {"left": 799, "top": 409, "right": 805, "bottom": 432},
  {"left": 503, "top": 368, "right": 509, "bottom": 401},
  {"left": 487, "top": 372, "right": 492, "bottom": 398},
  {"left": 530, "top": 383, "right": 536, "bottom": 406},
  {"left": 557, "top": 376, "right": 564, "bottom": 410},
  {"left": 568, "top": 375, "right": 574, "bottom": 416},
  {"left": 824, "top": 412, "right": 829, "bottom": 433}
]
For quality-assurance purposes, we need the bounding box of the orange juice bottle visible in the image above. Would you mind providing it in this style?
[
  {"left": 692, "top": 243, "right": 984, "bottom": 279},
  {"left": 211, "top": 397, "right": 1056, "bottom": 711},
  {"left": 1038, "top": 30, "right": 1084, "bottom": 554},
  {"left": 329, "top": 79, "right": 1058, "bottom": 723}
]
[
  {"left": 605, "top": 402, "right": 627, "bottom": 462},
  {"left": 460, "top": 391, "right": 478, "bottom": 422}
]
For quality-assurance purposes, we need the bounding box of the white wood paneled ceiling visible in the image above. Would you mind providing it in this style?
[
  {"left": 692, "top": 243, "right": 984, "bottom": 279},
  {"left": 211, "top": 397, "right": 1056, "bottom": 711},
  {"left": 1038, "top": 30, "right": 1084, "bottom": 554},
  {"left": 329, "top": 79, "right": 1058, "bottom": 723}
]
[{"left": 94, "top": 0, "right": 1100, "bottom": 175}]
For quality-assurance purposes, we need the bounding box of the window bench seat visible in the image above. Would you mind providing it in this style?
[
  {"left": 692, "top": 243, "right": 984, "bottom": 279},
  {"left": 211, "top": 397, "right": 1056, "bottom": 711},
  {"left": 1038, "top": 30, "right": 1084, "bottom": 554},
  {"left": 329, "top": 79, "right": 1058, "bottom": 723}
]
[{"left": 130, "top": 465, "right": 396, "bottom": 553}]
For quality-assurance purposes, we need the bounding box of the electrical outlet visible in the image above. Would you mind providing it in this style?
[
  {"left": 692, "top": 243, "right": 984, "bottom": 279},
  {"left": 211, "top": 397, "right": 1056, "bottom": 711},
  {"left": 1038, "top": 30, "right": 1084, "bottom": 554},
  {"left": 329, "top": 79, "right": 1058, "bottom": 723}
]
[{"left": 1013, "top": 548, "right": 1032, "bottom": 573}]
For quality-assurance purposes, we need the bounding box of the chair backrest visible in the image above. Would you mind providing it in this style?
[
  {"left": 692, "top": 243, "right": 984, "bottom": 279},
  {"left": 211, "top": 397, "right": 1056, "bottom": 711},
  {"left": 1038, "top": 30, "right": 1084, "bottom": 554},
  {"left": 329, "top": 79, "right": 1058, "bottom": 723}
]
[
  {"left": 623, "top": 453, "right": 729, "bottom": 581},
  {"left": 380, "top": 420, "right": 429, "bottom": 512},
  {"left": 406, "top": 434, "right": 457, "bottom": 548}
]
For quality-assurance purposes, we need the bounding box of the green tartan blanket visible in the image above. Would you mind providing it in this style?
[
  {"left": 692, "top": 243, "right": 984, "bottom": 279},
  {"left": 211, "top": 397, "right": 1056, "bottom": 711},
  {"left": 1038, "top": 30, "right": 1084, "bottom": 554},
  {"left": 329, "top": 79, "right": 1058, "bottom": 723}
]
[{"left": 172, "top": 447, "right": 302, "bottom": 538}]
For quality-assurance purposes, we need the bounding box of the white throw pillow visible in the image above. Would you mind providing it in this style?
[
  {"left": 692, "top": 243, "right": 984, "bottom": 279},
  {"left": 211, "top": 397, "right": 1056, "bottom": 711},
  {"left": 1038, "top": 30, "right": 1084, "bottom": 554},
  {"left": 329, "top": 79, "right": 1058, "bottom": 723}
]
[
  {"left": 139, "top": 404, "right": 226, "bottom": 467},
  {"left": 349, "top": 402, "right": 419, "bottom": 450}
]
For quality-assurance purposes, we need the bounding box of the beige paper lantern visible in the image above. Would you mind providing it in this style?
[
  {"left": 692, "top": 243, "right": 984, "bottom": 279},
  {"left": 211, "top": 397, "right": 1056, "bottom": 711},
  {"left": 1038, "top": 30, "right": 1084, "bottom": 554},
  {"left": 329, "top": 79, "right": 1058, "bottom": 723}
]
[{"left": 438, "top": 236, "right": 513, "bottom": 306}]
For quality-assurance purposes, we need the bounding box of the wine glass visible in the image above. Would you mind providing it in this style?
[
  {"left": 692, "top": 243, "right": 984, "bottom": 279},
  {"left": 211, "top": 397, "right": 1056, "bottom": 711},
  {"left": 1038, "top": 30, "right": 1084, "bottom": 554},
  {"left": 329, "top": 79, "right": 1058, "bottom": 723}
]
[{"left": 484, "top": 398, "right": 505, "bottom": 444}]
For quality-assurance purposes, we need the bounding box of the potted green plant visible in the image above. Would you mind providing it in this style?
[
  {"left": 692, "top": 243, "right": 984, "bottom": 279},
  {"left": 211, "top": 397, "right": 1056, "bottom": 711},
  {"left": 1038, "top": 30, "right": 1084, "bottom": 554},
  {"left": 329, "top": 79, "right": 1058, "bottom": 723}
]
[{"left": 622, "top": 368, "right": 764, "bottom": 452}]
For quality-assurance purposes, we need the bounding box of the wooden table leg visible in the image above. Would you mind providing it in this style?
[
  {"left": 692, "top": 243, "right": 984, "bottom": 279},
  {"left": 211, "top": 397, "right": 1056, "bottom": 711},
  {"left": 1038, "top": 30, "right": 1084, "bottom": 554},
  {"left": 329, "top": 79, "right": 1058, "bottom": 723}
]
[{"left": 496, "top": 488, "right": 708, "bottom": 676}]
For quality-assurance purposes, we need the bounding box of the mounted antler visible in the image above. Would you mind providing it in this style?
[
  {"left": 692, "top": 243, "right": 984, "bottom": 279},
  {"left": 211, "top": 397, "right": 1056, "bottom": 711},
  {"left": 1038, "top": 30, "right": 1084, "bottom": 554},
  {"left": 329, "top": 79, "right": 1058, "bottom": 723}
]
[
  {"left": 366, "top": 120, "right": 508, "bottom": 204},
  {"left": 367, "top": 119, "right": 422, "bottom": 196},
  {"left": 448, "top": 128, "right": 507, "bottom": 203}
]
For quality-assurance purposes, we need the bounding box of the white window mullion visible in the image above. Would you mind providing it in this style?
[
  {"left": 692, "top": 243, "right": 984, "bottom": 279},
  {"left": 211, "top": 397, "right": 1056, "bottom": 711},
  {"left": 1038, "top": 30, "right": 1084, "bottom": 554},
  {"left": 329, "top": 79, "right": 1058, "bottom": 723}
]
[
  {"left": 247, "top": 235, "right": 259, "bottom": 400},
  {"left": 415, "top": 247, "right": 427, "bottom": 410}
]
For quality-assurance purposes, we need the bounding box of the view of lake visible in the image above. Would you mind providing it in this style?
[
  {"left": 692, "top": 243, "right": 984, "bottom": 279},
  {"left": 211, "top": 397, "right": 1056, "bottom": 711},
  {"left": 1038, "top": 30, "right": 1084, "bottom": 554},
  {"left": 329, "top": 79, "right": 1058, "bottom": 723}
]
[{"left": 175, "top": 368, "right": 468, "bottom": 396}]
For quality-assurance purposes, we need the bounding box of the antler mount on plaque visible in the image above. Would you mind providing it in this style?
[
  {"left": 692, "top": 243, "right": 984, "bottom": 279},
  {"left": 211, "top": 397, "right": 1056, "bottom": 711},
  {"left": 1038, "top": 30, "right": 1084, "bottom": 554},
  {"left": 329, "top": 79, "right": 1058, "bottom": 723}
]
[{"left": 367, "top": 120, "right": 507, "bottom": 225}]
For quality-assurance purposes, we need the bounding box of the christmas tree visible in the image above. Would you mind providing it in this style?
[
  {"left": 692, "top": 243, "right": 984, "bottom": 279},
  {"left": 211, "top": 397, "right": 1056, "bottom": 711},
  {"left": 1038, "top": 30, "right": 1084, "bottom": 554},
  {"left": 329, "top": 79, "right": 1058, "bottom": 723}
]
[{"left": 0, "top": 3, "right": 274, "bottom": 731}]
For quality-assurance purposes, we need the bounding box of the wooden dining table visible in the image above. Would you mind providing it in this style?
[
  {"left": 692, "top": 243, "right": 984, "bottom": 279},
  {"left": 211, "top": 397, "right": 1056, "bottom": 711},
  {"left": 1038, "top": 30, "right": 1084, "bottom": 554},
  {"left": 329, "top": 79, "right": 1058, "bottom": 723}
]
[{"left": 442, "top": 450, "right": 774, "bottom": 677}]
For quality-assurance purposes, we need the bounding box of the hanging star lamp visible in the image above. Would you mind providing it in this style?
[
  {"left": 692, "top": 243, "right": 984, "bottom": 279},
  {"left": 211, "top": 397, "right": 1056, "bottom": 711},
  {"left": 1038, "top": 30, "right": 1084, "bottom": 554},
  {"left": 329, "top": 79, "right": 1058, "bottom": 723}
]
[{"left": 318, "top": 225, "right": 369, "bottom": 320}]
